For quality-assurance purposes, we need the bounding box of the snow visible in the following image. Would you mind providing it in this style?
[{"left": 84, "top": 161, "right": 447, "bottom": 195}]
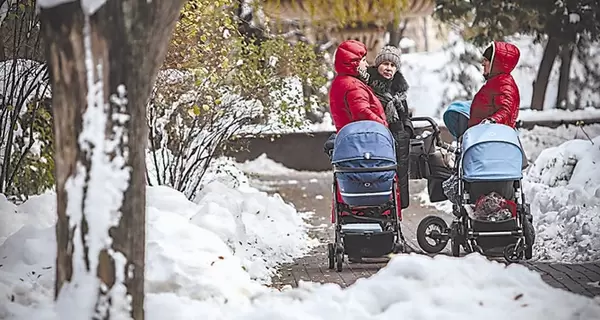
[
  {"left": 524, "top": 135, "right": 600, "bottom": 262},
  {"left": 0, "top": 160, "right": 313, "bottom": 319},
  {"left": 235, "top": 154, "right": 302, "bottom": 176},
  {"left": 3, "top": 212, "right": 600, "bottom": 320},
  {"left": 519, "top": 107, "right": 600, "bottom": 122},
  {"left": 222, "top": 254, "right": 600, "bottom": 320},
  {"left": 2, "top": 139, "right": 600, "bottom": 319},
  {"left": 519, "top": 124, "right": 600, "bottom": 163},
  {"left": 569, "top": 13, "right": 581, "bottom": 23}
]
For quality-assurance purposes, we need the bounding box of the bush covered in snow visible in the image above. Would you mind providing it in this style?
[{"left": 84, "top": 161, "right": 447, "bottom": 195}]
[{"left": 524, "top": 135, "right": 600, "bottom": 262}]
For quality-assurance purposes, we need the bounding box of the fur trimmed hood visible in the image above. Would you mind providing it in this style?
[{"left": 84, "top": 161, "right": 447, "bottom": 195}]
[{"left": 366, "top": 66, "right": 409, "bottom": 96}]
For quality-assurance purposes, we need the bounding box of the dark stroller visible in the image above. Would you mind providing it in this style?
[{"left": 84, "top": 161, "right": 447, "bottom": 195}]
[
  {"left": 324, "top": 120, "right": 406, "bottom": 272},
  {"left": 415, "top": 101, "right": 535, "bottom": 263}
]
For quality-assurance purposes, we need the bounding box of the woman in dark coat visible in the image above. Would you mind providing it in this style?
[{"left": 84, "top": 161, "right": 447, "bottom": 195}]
[{"left": 366, "top": 45, "right": 413, "bottom": 209}]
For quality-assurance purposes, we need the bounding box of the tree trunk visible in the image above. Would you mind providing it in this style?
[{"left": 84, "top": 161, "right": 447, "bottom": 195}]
[
  {"left": 556, "top": 35, "right": 577, "bottom": 110},
  {"left": 40, "top": 0, "right": 185, "bottom": 319},
  {"left": 386, "top": 19, "right": 409, "bottom": 47},
  {"left": 530, "top": 36, "right": 560, "bottom": 110}
]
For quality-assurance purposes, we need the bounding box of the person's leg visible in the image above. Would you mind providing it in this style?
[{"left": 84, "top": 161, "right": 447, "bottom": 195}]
[{"left": 394, "top": 129, "right": 411, "bottom": 209}]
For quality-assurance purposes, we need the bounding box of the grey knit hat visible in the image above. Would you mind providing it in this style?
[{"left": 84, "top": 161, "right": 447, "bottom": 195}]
[{"left": 374, "top": 46, "right": 402, "bottom": 67}]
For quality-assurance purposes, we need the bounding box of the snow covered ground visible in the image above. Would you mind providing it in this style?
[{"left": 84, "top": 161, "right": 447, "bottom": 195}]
[
  {"left": 418, "top": 124, "right": 600, "bottom": 263},
  {"left": 0, "top": 160, "right": 314, "bottom": 319},
  {"left": 3, "top": 150, "right": 600, "bottom": 319}
]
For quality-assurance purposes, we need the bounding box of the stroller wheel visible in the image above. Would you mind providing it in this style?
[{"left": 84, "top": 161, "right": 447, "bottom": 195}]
[
  {"left": 327, "top": 243, "right": 335, "bottom": 269},
  {"left": 523, "top": 216, "right": 535, "bottom": 260},
  {"left": 503, "top": 244, "right": 524, "bottom": 263},
  {"left": 335, "top": 252, "right": 343, "bottom": 272},
  {"left": 417, "top": 215, "right": 449, "bottom": 254},
  {"left": 450, "top": 238, "right": 461, "bottom": 257},
  {"left": 525, "top": 245, "right": 533, "bottom": 260}
]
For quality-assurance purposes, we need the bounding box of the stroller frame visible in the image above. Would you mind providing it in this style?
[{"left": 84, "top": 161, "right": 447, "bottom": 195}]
[
  {"left": 325, "top": 143, "right": 407, "bottom": 272},
  {"left": 416, "top": 127, "right": 534, "bottom": 263}
]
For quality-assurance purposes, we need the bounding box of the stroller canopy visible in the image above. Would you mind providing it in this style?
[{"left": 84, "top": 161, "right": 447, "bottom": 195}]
[
  {"left": 443, "top": 101, "right": 471, "bottom": 139},
  {"left": 461, "top": 123, "right": 524, "bottom": 182},
  {"left": 332, "top": 120, "right": 396, "bottom": 164}
]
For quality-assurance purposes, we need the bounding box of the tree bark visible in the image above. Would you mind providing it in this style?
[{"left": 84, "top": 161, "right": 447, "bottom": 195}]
[
  {"left": 530, "top": 36, "right": 559, "bottom": 110},
  {"left": 386, "top": 19, "right": 409, "bottom": 47},
  {"left": 556, "top": 35, "right": 577, "bottom": 110},
  {"left": 40, "top": 0, "right": 185, "bottom": 319}
]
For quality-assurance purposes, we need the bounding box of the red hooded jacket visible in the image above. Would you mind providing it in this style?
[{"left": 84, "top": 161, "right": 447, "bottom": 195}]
[
  {"left": 469, "top": 41, "right": 521, "bottom": 128},
  {"left": 329, "top": 40, "right": 387, "bottom": 132}
]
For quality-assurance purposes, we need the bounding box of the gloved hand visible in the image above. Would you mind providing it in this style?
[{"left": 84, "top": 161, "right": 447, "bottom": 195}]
[
  {"left": 392, "top": 93, "right": 407, "bottom": 114},
  {"left": 393, "top": 91, "right": 407, "bottom": 103},
  {"left": 481, "top": 118, "right": 496, "bottom": 124}
]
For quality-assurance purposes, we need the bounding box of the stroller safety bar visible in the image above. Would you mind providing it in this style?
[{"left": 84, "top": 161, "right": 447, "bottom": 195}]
[
  {"left": 334, "top": 165, "right": 397, "bottom": 173},
  {"left": 340, "top": 190, "right": 392, "bottom": 197},
  {"left": 468, "top": 230, "right": 523, "bottom": 237}
]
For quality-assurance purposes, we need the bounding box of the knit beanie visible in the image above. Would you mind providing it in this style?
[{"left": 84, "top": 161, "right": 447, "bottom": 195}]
[
  {"left": 482, "top": 44, "right": 494, "bottom": 61},
  {"left": 374, "top": 45, "right": 402, "bottom": 67}
]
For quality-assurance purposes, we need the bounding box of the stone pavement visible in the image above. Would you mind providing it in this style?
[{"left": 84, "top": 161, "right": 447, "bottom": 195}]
[{"left": 249, "top": 172, "right": 600, "bottom": 298}]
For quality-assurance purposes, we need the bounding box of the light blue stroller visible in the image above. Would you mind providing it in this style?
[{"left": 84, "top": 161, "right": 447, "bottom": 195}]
[{"left": 416, "top": 101, "right": 535, "bottom": 263}]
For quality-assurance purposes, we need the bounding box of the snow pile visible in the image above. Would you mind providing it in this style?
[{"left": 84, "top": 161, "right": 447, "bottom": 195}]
[
  {"left": 524, "top": 135, "right": 600, "bottom": 262},
  {"left": 235, "top": 154, "right": 302, "bottom": 176},
  {"left": 519, "top": 108, "right": 600, "bottom": 122},
  {"left": 519, "top": 124, "right": 600, "bottom": 163},
  {"left": 156, "top": 254, "right": 600, "bottom": 319},
  {"left": 0, "top": 177, "right": 312, "bottom": 319},
  {"left": 0, "top": 192, "right": 56, "bottom": 244}
]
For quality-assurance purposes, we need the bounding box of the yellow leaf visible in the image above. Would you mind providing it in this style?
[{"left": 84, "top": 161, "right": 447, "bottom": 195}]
[
  {"left": 192, "top": 105, "right": 201, "bottom": 116},
  {"left": 202, "top": 104, "right": 210, "bottom": 111}
]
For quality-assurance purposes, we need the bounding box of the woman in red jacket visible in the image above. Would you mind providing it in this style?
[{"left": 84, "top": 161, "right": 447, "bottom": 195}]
[
  {"left": 469, "top": 41, "right": 521, "bottom": 128},
  {"left": 329, "top": 40, "right": 387, "bottom": 132},
  {"left": 327, "top": 41, "right": 409, "bottom": 260}
]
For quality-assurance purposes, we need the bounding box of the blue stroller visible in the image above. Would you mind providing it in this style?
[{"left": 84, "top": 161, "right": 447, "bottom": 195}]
[
  {"left": 324, "top": 120, "right": 406, "bottom": 272},
  {"left": 416, "top": 101, "right": 535, "bottom": 263}
]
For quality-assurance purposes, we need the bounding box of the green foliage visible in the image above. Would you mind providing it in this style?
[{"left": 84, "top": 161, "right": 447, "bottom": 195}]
[
  {"left": 148, "top": 0, "right": 327, "bottom": 194},
  {"left": 164, "top": 0, "right": 326, "bottom": 122},
  {"left": 8, "top": 102, "right": 55, "bottom": 198},
  {"left": 159, "top": 0, "right": 327, "bottom": 144},
  {"left": 435, "top": 0, "right": 541, "bottom": 46},
  {"left": 435, "top": 0, "right": 600, "bottom": 45},
  {"left": 264, "top": 0, "right": 410, "bottom": 27}
]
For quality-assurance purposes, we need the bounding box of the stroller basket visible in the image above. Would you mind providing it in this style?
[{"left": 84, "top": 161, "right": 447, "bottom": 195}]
[{"left": 332, "top": 121, "right": 397, "bottom": 207}]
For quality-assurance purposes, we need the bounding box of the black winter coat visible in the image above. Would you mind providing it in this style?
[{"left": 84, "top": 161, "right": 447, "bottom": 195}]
[
  {"left": 366, "top": 67, "right": 414, "bottom": 137},
  {"left": 366, "top": 66, "right": 413, "bottom": 209}
]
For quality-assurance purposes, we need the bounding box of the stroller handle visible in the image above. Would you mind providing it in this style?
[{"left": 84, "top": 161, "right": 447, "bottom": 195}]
[
  {"left": 410, "top": 116, "right": 442, "bottom": 146},
  {"left": 410, "top": 116, "right": 441, "bottom": 135}
]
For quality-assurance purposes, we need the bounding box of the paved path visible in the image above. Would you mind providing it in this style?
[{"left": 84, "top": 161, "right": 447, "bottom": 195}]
[{"left": 248, "top": 171, "right": 600, "bottom": 298}]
